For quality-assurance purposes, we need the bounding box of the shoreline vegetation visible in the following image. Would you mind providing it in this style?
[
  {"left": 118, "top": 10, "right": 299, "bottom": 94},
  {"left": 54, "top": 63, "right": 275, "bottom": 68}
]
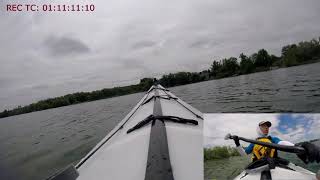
[
  {"left": 204, "top": 146, "right": 240, "bottom": 161},
  {"left": 1, "top": 37, "right": 320, "bottom": 118}
]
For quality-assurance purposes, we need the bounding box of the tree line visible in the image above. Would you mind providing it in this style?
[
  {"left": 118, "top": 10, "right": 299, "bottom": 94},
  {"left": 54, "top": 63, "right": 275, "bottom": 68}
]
[
  {"left": 1, "top": 37, "right": 320, "bottom": 118},
  {"left": 210, "top": 37, "right": 320, "bottom": 78},
  {"left": 0, "top": 78, "right": 154, "bottom": 118}
]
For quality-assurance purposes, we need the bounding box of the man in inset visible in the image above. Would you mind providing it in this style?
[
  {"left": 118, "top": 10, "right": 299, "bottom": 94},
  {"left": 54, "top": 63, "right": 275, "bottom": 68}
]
[{"left": 233, "top": 120, "right": 320, "bottom": 163}]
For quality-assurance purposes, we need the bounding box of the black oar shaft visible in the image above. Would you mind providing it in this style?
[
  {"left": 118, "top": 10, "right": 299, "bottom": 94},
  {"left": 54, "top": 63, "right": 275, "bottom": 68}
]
[{"left": 230, "top": 135, "right": 305, "bottom": 154}]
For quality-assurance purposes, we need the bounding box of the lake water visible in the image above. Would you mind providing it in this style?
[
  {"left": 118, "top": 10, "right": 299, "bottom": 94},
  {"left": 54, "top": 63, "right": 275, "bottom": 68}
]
[
  {"left": 172, "top": 62, "right": 320, "bottom": 113},
  {"left": 1, "top": 63, "right": 320, "bottom": 180}
]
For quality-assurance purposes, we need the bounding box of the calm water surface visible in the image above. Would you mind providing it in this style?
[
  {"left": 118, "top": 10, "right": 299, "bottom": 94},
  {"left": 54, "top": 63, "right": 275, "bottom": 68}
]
[{"left": 0, "top": 63, "right": 320, "bottom": 179}]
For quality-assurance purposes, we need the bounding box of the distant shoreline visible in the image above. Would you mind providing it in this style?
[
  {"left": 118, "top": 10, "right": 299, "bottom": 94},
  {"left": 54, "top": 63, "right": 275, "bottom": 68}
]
[
  {"left": 1, "top": 37, "right": 320, "bottom": 118},
  {"left": 210, "top": 59, "right": 320, "bottom": 81}
]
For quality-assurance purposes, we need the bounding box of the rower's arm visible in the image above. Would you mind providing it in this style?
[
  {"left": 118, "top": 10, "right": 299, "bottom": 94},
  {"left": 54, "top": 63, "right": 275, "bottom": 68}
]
[
  {"left": 236, "top": 146, "right": 247, "bottom": 156},
  {"left": 278, "top": 141, "right": 295, "bottom": 146},
  {"left": 245, "top": 143, "right": 254, "bottom": 154},
  {"left": 235, "top": 143, "right": 253, "bottom": 157},
  {"left": 271, "top": 136, "right": 295, "bottom": 146}
]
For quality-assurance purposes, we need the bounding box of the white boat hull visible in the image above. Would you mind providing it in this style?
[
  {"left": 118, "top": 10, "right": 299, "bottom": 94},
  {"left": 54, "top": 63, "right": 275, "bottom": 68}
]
[
  {"left": 76, "top": 85, "right": 203, "bottom": 180},
  {"left": 234, "top": 163, "right": 316, "bottom": 180}
]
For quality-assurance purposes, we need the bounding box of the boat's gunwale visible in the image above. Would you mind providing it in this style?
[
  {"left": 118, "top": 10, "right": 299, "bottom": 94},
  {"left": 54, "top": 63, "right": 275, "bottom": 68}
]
[{"left": 75, "top": 87, "right": 152, "bottom": 169}]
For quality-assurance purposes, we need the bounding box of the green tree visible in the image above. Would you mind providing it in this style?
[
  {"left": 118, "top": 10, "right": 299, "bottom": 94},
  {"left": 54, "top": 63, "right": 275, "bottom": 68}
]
[
  {"left": 139, "top": 78, "right": 154, "bottom": 90},
  {"left": 210, "top": 60, "right": 222, "bottom": 77},
  {"left": 255, "top": 49, "right": 272, "bottom": 67},
  {"left": 239, "top": 53, "right": 255, "bottom": 74},
  {"left": 281, "top": 44, "right": 298, "bottom": 66},
  {"left": 220, "top": 57, "right": 239, "bottom": 77}
]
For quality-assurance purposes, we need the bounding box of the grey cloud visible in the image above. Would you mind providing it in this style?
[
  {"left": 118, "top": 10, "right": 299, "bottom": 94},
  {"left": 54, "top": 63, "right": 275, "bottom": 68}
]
[
  {"left": 31, "top": 84, "right": 50, "bottom": 90},
  {"left": 189, "top": 39, "right": 211, "bottom": 49},
  {"left": 44, "top": 36, "right": 90, "bottom": 57},
  {"left": 0, "top": 78, "right": 14, "bottom": 88},
  {"left": 188, "top": 38, "right": 221, "bottom": 49},
  {"left": 118, "top": 58, "right": 149, "bottom": 70},
  {"left": 131, "top": 41, "right": 157, "bottom": 50}
]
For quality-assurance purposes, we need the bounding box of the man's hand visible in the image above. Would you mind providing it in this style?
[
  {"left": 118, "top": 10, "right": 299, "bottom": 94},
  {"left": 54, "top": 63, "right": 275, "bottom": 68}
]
[
  {"left": 233, "top": 135, "right": 240, "bottom": 146},
  {"left": 297, "top": 142, "right": 320, "bottom": 164}
]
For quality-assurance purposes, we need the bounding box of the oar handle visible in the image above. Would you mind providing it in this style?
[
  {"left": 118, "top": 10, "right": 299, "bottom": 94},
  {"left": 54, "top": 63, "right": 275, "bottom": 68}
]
[{"left": 226, "top": 133, "right": 306, "bottom": 155}]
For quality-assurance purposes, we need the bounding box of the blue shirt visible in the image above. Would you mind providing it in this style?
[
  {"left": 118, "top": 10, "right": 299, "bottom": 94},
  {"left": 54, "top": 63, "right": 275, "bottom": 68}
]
[{"left": 245, "top": 136, "right": 281, "bottom": 154}]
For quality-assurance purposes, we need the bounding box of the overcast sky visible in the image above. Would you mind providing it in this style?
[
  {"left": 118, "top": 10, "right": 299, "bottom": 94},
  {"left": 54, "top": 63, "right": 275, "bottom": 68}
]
[
  {"left": 1, "top": 0, "right": 320, "bottom": 110},
  {"left": 204, "top": 114, "right": 320, "bottom": 148}
]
